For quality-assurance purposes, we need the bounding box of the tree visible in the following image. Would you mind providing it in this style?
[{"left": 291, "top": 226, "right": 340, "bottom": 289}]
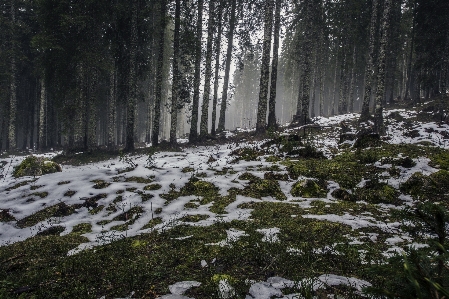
[
  {"left": 267, "top": 0, "right": 282, "bottom": 130},
  {"left": 170, "top": 0, "right": 182, "bottom": 145},
  {"left": 217, "top": 0, "right": 237, "bottom": 133},
  {"left": 255, "top": 0, "right": 274, "bottom": 134},
  {"left": 211, "top": 1, "right": 223, "bottom": 136},
  {"left": 200, "top": 0, "right": 215, "bottom": 138}
]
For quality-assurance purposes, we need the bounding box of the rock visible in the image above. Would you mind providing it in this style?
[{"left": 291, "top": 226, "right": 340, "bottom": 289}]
[
  {"left": 13, "top": 156, "right": 62, "bottom": 178},
  {"left": 291, "top": 179, "right": 327, "bottom": 198},
  {"left": 331, "top": 188, "right": 355, "bottom": 201}
]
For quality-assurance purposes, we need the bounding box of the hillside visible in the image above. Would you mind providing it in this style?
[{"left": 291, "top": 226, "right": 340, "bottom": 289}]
[{"left": 1, "top": 99, "right": 449, "bottom": 299}]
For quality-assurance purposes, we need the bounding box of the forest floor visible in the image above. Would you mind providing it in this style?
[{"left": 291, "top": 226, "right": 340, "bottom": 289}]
[{"left": 1, "top": 97, "right": 449, "bottom": 299}]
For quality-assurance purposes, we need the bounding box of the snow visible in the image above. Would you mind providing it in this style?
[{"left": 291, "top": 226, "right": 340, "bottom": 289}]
[{"left": 169, "top": 281, "right": 201, "bottom": 295}]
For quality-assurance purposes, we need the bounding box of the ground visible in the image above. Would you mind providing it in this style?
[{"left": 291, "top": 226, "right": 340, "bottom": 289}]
[{"left": 0, "top": 98, "right": 449, "bottom": 298}]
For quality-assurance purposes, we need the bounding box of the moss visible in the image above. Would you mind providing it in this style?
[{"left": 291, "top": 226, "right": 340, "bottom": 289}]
[
  {"left": 180, "top": 178, "right": 219, "bottom": 200},
  {"left": 37, "top": 226, "right": 65, "bottom": 236},
  {"left": 113, "top": 206, "right": 144, "bottom": 222},
  {"left": 241, "top": 178, "right": 287, "bottom": 201},
  {"left": 154, "top": 207, "right": 163, "bottom": 214},
  {"left": 57, "top": 181, "right": 70, "bottom": 185},
  {"left": 64, "top": 190, "right": 76, "bottom": 197},
  {"left": 89, "top": 205, "right": 104, "bottom": 215},
  {"left": 144, "top": 184, "right": 162, "bottom": 191},
  {"left": 141, "top": 193, "right": 154, "bottom": 202},
  {"left": 17, "top": 203, "right": 77, "bottom": 228},
  {"left": 111, "top": 223, "right": 129, "bottom": 231},
  {"left": 0, "top": 209, "right": 16, "bottom": 222},
  {"left": 430, "top": 150, "right": 449, "bottom": 170},
  {"left": 32, "top": 191, "right": 49, "bottom": 198},
  {"left": 142, "top": 217, "right": 163, "bottom": 229},
  {"left": 181, "top": 167, "right": 195, "bottom": 173},
  {"left": 264, "top": 171, "right": 289, "bottom": 181},
  {"left": 230, "top": 147, "right": 263, "bottom": 162},
  {"left": 196, "top": 172, "right": 208, "bottom": 178},
  {"left": 265, "top": 155, "right": 281, "bottom": 163},
  {"left": 13, "top": 156, "right": 62, "bottom": 178},
  {"left": 124, "top": 176, "right": 153, "bottom": 184},
  {"left": 5, "top": 180, "right": 33, "bottom": 191},
  {"left": 355, "top": 181, "right": 400, "bottom": 205},
  {"left": 30, "top": 185, "right": 44, "bottom": 190},
  {"left": 238, "top": 172, "right": 259, "bottom": 181},
  {"left": 184, "top": 201, "right": 200, "bottom": 209},
  {"left": 92, "top": 180, "right": 111, "bottom": 189},
  {"left": 71, "top": 223, "right": 92, "bottom": 235},
  {"left": 291, "top": 179, "right": 327, "bottom": 198},
  {"left": 180, "top": 214, "right": 210, "bottom": 222},
  {"left": 331, "top": 188, "right": 355, "bottom": 201}
]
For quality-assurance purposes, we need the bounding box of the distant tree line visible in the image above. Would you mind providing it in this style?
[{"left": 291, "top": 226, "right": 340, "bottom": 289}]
[{"left": 0, "top": 0, "right": 448, "bottom": 152}]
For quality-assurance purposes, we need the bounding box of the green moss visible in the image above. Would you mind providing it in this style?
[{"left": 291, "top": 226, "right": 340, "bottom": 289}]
[
  {"left": 36, "top": 226, "right": 65, "bottom": 236},
  {"left": 430, "top": 150, "right": 449, "bottom": 170},
  {"left": 144, "top": 184, "right": 162, "bottom": 191},
  {"left": 32, "top": 191, "right": 49, "bottom": 198},
  {"left": 89, "top": 205, "right": 105, "bottom": 215},
  {"left": 141, "top": 193, "right": 154, "bottom": 202},
  {"left": 241, "top": 178, "right": 286, "bottom": 201},
  {"left": 142, "top": 217, "right": 163, "bottom": 229},
  {"left": 13, "top": 156, "right": 62, "bottom": 178},
  {"left": 57, "top": 181, "right": 70, "bottom": 185},
  {"left": 30, "top": 185, "right": 44, "bottom": 190},
  {"left": 0, "top": 209, "right": 16, "bottom": 222},
  {"left": 180, "top": 214, "right": 210, "bottom": 222},
  {"left": 291, "top": 179, "right": 327, "bottom": 198},
  {"left": 64, "top": 190, "right": 76, "bottom": 197},
  {"left": 71, "top": 223, "right": 92, "bottom": 235},
  {"left": 113, "top": 206, "right": 144, "bottom": 222},
  {"left": 181, "top": 167, "right": 195, "bottom": 173},
  {"left": 124, "top": 176, "right": 153, "bottom": 183},
  {"left": 355, "top": 181, "right": 400, "bottom": 205},
  {"left": 238, "top": 172, "right": 259, "bottom": 181},
  {"left": 230, "top": 147, "right": 263, "bottom": 162},
  {"left": 265, "top": 155, "right": 281, "bottom": 163},
  {"left": 184, "top": 201, "right": 200, "bottom": 209},
  {"left": 91, "top": 180, "right": 111, "bottom": 189},
  {"left": 17, "top": 203, "right": 77, "bottom": 228},
  {"left": 5, "top": 180, "right": 33, "bottom": 191}
]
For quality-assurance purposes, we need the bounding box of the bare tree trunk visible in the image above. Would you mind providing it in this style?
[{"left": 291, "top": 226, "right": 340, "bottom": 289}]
[
  {"left": 348, "top": 45, "right": 357, "bottom": 113},
  {"left": 108, "top": 63, "right": 117, "bottom": 148},
  {"left": 152, "top": 0, "right": 167, "bottom": 146},
  {"left": 125, "top": 0, "right": 138, "bottom": 151},
  {"left": 211, "top": 2, "right": 223, "bottom": 136},
  {"left": 189, "top": 0, "right": 204, "bottom": 142},
  {"left": 359, "top": 0, "right": 378, "bottom": 122},
  {"left": 256, "top": 0, "right": 274, "bottom": 134},
  {"left": 268, "top": 0, "right": 282, "bottom": 130},
  {"left": 311, "top": 48, "right": 318, "bottom": 119},
  {"left": 374, "top": 0, "right": 392, "bottom": 135},
  {"left": 8, "top": 0, "right": 17, "bottom": 150},
  {"left": 404, "top": 0, "right": 416, "bottom": 100},
  {"left": 200, "top": 0, "right": 215, "bottom": 137},
  {"left": 88, "top": 69, "right": 98, "bottom": 150},
  {"left": 330, "top": 54, "right": 338, "bottom": 116},
  {"left": 38, "top": 77, "right": 47, "bottom": 151},
  {"left": 217, "top": 0, "right": 236, "bottom": 133},
  {"left": 170, "top": 0, "right": 181, "bottom": 144}
]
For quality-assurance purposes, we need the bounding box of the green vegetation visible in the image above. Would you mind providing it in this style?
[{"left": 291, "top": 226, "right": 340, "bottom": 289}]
[{"left": 13, "top": 156, "right": 62, "bottom": 178}]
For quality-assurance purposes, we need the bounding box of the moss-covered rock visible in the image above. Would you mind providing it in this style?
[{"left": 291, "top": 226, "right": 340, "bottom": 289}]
[
  {"left": 331, "top": 188, "right": 355, "bottom": 201},
  {"left": 355, "top": 181, "right": 400, "bottom": 205},
  {"left": 291, "top": 179, "right": 327, "bottom": 198},
  {"left": 13, "top": 156, "right": 62, "bottom": 178}
]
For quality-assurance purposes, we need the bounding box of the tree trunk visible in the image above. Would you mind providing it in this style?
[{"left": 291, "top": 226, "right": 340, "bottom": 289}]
[
  {"left": 125, "top": 0, "right": 138, "bottom": 151},
  {"left": 88, "top": 69, "right": 98, "bottom": 150},
  {"left": 267, "top": 0, "right": 282, "bottom": 130},
  {"left": 404, "top": 0, "right": 416, "bottom": 101},
  {"left": 348, "top": 45, "right": 357, "bottom": 113},
  {"left": 256, "top": 0, "right": 274, "bottom": 134},
  {"left": 330, "top": 54, "right": 339, "bottom": 116},
  {"left": 217, "top": 0, "right": 236, "bottom": 133},
  {"left": 108, "top": 62, "right": 117, "bottom": 148},
  {"left": 359, "top": 0, "right": 379, "bottom": 122},
  {"left": 211, "top": 2, "right": 223, "bottom": 136},
  {"left": 152, "top": 0, "right": 167, "bottom": 146},
  {"left": 8, "top": 0, "right": 17, "bottom": 150},
  {"left": 170, "top": 0, "right": 181, "bottom": 144},
  {"left": 200, "top": 0, "right": 215, "bottom": 137},
  {"left": 311, "top": 47, "right": 318, "bottom": 119},
  {"left": 38, "top": 77, "right": 47, "bottom": 151},
  {"left": 374, "top": 0, "right": 392, "bottom": 135},
  {"left": 189, "top": 0, "right": 204, "bottom": 142}
]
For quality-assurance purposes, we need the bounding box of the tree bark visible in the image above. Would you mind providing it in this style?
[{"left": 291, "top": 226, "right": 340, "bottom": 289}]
[
  {"left": 170, "top": 0, "right": 181, "bottom": 144},
  {"left": 359, "top": 0, "right": 378, "bottom": 122},
  {"left": 200, "top": 0, "right": 215, "bottom": 137},
  {"left": 152, "top": 0, "right": 167, "bottom": 146},
  {"left": 348, "top": 45, "right": 357, "bottom": 113},
  {"left": 374, "top": 0, "right": 392, "bottom": 135},
  {"left": 217, "top": 0, "right": 236, "bottom": 133},
  {"left": 267, "top": 0, "right": 282, "bottom": 130},
  {"left": 125, "top": 0, "right": 138, "bottom": 151},
  {"left": 108, "top": 62, "right": 117, "bottom": 148},
  {"left": 38, "top": 77, "right": 47, "bottom": 151},
  {"left": 211, "top": 2, "right": 223, "bottom": 136},
  {"left": 8, "top": 0, "right": 17, "bottom": 150},
  {"left": 189, "top": 0, "right": 204, "bottom": 142},
  {"left": 256, "top": 0, "right": 274, "bottom": 134}
]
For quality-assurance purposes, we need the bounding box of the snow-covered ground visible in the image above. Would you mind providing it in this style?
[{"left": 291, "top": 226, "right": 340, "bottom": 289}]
[{"left": 1, "top": 106, "right": 447, "bottom": 298}]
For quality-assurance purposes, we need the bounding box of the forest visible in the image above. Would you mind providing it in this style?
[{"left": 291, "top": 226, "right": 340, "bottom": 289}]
[
  {"left": 0, "top": 0, "right": 447, "bottom": 152},
  {"left": 1, "top": 0, "right": 449, "bottom": 298}
]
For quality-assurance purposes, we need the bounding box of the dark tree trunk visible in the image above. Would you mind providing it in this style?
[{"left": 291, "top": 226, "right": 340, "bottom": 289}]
[
  {"left": 152, "top": 0, "right": 167, "bottom": 147},
  {"left": 217, "top": 0, "right": 236, "bottom": 133},
  {"left": 170, "top": 0, "right": 181, "bottom": 144},
  {"left": 200, "top": 0, "right": 215, "bottom": 137},
  {"left": 211, "top": 2, "right": 223, "bottom": 136},
  {"left": 189, "top": 0, "right": 204, "bottom": 142},
  {"left": 374, "top": 0, "right": 392, "bottom": 134},
  {"left": 256, "top": 0, "right": 274, "bottom": 134},
  {"left": 268, "top": 0, "right": 282, "bottom": 130},
  {"left": 360, "top": 0, "right": 379, "bottom": 122},
  {"left": 8, "top": 0, "right": 17, "bottom": 150}
]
